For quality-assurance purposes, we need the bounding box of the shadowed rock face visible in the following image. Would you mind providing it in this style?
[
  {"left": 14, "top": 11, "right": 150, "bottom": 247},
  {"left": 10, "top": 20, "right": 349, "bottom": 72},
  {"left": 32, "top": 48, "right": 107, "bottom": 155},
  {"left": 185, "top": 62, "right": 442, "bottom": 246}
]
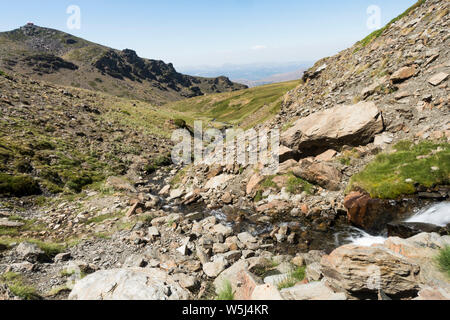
[{"left": 281, "top": 102, "right": 384, "bottom": 157}]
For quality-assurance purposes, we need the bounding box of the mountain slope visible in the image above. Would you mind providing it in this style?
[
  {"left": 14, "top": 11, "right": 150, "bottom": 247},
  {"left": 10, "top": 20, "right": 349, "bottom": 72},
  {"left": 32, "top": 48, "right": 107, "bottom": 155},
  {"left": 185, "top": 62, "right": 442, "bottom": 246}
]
[
  {"left": 167, "top": 80, "right": 299, "bottom": 130},
  {"left": 0, "top": 70, "right": 178, "bottom": 196},
  {"left": 276, "top": 0, "right": 449, "bottom": 137},
  {"left": 0, "top": 24, "right": 247, "bottom": 105}
]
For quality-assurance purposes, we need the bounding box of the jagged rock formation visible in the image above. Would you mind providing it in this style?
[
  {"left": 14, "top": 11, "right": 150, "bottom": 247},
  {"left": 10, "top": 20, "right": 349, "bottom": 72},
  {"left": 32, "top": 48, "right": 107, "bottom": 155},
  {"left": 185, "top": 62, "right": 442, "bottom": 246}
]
[{"left": 0, "top": 24, "right": 247, "bottom": 105}]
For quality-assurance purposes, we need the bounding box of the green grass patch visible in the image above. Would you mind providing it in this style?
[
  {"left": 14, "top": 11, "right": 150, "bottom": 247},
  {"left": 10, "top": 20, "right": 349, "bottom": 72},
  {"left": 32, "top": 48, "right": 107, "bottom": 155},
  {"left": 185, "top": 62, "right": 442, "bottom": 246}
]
[
  {"left": 143, "top": 155, "right": 172, "bottom": 174},
  {"left": 216, "top": 280, "right": 234, "bottom": 301},
  {"left": 0, "top": 173, "right": 41, "bottom": 197},
  {"left": 286, "top": 173, "right": 314, "bottom": 195},
  {"left": 348, "top": 140, "right": 450, "bottom": 199},
  {"left": 0, "top": 238, "right": 66, "bottom": 257},
  {"left": 277, "top": 267, "right": 306, "bottom": 290},
  {"left": 436, "top": 246, "right": 450, "bottom": 278},
  {"left": 167, "top": 80, "right": 299, "bottom": 129},
  {"left": 0, "top": 272, "right": 41, "bottom": 300}
]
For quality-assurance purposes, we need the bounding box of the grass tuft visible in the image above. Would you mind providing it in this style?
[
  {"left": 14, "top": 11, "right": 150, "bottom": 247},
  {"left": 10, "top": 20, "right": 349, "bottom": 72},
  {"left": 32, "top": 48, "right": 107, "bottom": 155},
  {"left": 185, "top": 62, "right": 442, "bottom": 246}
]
[
  {"left": 0, "top": 272, "right": 41, "bottom": 300},
  {"left": 277, "top": 267, "right": 306, "bottom": 290},
  {"left": 216, "top": 280, "right": 234, "bottom": 300},
  {"left": 436, "top": 246, "right": 450, "bottom": 278}
]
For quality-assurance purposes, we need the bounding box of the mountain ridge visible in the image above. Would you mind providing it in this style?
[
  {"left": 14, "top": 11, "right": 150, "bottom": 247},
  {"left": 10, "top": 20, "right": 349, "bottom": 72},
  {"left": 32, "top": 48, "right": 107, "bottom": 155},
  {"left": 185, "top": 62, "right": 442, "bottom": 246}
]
[{"left": 0, "top": 24, "right": 247, "bottom": 105}]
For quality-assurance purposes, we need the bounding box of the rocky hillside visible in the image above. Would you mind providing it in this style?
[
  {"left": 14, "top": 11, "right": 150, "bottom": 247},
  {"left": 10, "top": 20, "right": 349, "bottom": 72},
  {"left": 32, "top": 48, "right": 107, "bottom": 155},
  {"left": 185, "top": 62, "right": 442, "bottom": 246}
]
[
  {"left": 0, "top": 24, "right": 247, "bottom": 105},
  {"left": 0, "top": 70, "right": 180, "bottom": 198},
  {"left": 0, "top": 0, "right": 449, "bottom": 301}
]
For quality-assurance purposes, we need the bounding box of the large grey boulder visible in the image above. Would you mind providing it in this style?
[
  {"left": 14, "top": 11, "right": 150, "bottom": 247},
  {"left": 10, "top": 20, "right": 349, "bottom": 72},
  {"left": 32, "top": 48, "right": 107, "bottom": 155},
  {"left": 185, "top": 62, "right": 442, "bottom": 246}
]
[
  {"left": 281, "top": 102, "right": 384, "bottom": 156},
  {"left": 14, "top": 242, "right": 48, "bottom": 263},
  {"left": 68, "top": 268, "right": 190, "bottom": 300}
]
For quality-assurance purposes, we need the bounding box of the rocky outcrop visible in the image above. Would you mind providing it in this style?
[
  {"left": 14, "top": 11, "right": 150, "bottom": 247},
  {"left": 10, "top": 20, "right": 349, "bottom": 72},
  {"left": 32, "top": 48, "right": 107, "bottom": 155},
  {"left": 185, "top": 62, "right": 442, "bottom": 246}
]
[
  {"left": 292, "top": 159, "right": 342, "bottom": 191},
  {"left": 68, "top": 268, "right": 190, "bottom": 300},
  {"left": 384, "top": 233, "right": 450, "bottom": 288},
  {"left": 281, "top": 102, "right": 384, "bottom": 156},
  {"left": 344, "top": 192, "right": 420, "bottom": 231},
  {"left": 321, "top": 245, "right": 421, "bottom": 299}
]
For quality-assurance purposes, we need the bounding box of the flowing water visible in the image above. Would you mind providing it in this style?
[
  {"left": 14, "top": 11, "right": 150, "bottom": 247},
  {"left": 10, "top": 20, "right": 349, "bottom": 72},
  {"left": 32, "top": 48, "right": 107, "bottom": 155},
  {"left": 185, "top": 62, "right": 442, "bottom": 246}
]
[{"left": 347, "top": 202, "right": 450, "bottom": 247}]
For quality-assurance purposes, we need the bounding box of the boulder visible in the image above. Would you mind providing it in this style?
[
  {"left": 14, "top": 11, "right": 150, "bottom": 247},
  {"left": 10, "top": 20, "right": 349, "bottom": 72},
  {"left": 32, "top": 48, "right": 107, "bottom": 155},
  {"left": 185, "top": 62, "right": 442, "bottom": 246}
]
[
  {"left": 68, "top": 268, "right": 190, "bottom": 300},
  {"left": 428, "top": 72, "right": 448, "bottom": 86},
  {"left": 281, "top": 102, "right": 383, "bottom": 156},
  {"left": 280, "top": 281, "right": 347, "bottom": 300},
  {"left": 292, "top": 160, "right": 342, "bottom": 191},
  {"left": 384, "top": 233, "right": 450, "bottom": 288},
  {"left": 203, "top": 256, "right": 228, "bottom": 278},
  {"left": 344, "top": 192, "right": 414, "bottom": 231},
  {"left": 205, "top": 174, "right": 233, "bottom": 190},
  {"left": 14, "top": 242, "right": 48, "bottom": 263},
  {"left": 251, "top": 284, "right": 284, "bottom": 300},
  {"left": 321, "top": 245, "right": 420, "bottom": 299},
  {"left": 306, "top": 262, "right": 323, "bottom": 282},
  {"left": 279, "top": 146, "right": 297, "bottom": 163},
  {"left": 246, "top": 174, "right": 264, "bottom": 195},
  {"left": 213, "top": 260, "right": 263, "bottom": 300},
  {"left": 315, "top": 149, "right": 337, "bottom": 162},
  {"left": 390, "top": 65, "right": 418, "bottom": 83}
]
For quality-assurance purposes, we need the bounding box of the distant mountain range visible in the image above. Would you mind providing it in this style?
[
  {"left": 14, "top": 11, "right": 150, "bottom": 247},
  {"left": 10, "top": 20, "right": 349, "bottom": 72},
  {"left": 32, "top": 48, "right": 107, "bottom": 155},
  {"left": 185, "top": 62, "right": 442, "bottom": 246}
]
[
  {"left": 178, "top": 62, "right": 312, "bottom": 87},
  {"left": 0, "top": 24, "right": 247, "bottom": 105}
]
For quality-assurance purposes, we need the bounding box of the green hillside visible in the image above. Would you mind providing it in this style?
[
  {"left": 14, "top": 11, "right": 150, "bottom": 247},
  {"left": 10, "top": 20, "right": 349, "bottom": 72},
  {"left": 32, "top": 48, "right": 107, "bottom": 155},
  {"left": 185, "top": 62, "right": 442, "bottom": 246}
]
[{"left": 168, "top": 80, "right": 300, "bottom": 130}]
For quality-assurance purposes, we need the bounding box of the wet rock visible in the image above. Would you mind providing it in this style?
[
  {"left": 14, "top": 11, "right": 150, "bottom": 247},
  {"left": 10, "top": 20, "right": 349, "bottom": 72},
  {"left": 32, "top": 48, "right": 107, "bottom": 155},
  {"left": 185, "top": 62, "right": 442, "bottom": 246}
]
[
  {"left": 69, "top": 268, "right": 190, "bottom": 300},
  {"left": 344, "top": 192, "right": 415, "bottom": 231},
  {"left": 387, "top": 222, "right": 447, "bottom": 239}
]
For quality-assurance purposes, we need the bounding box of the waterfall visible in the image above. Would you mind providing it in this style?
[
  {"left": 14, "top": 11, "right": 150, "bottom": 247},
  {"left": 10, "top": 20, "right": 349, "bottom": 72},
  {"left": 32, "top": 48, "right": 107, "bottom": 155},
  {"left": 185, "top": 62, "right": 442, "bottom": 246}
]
[
  {"left": 347, "top": 202, "right": 449, "bottom": 247},
  {"left": 405, "top": 202, "right": 450, "bottom": 227}
]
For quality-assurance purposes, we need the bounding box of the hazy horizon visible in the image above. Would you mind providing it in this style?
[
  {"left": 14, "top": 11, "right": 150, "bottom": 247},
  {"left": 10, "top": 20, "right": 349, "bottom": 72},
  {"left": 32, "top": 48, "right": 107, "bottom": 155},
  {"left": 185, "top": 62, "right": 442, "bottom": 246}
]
[{"left": 1, "top": 0, "right": 417, "bottom": 68}]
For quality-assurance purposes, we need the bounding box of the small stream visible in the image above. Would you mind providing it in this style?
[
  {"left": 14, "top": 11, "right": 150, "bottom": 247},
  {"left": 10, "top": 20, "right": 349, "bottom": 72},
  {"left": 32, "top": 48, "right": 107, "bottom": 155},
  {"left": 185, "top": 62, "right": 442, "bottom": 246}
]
[
  {"left": 151, "top": 169, "right": 449, "bottom": 254},
  {"left": 346, "top": 202, "right": 450, "bottom": 247}
]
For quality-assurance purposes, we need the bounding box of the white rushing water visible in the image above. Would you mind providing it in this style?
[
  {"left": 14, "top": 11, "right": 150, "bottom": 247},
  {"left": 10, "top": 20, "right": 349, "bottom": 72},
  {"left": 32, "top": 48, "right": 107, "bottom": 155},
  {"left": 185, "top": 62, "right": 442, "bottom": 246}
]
[
  {"left": 347, "top": 202, "right": 450, "bottom": 247},
  {"left": 405, "top": 202, "right": 450, "bottom": 227}
]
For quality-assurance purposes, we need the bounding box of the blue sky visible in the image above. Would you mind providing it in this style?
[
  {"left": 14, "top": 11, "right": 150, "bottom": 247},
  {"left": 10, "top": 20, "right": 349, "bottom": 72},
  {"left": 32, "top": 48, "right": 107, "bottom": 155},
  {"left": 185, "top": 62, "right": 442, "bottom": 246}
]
[{"left": 1, "top": 0, "right": 417, "bottom": 68}]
